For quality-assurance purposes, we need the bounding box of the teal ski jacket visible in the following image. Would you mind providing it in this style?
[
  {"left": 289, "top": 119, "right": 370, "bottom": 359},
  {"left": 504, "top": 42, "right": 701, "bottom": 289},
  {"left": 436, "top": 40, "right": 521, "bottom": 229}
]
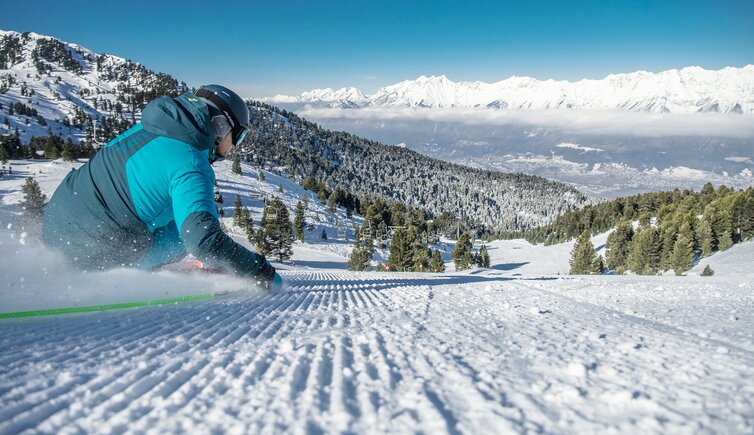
[{"left": 43, "top": 92, "right": 271, "bottom": 277}]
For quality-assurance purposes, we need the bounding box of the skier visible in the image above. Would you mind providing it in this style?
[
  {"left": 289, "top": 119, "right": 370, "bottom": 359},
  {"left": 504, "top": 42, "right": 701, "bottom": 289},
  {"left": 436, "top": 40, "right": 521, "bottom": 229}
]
[{"left": 42, "top": 85, "right": 283, "bottom": 291}]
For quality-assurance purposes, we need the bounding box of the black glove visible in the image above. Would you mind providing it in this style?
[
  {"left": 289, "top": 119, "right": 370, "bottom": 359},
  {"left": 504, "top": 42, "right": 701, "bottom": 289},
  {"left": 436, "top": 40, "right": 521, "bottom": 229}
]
[{"left": 254, "top": 261, "right": 276, "bottom": 289}]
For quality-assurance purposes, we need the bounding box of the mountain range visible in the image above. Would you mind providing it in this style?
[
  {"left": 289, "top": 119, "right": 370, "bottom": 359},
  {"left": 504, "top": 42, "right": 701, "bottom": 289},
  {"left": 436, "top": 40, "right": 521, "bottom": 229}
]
[{"left": 261, "top": 66, "right": 754, "bottom": 113}]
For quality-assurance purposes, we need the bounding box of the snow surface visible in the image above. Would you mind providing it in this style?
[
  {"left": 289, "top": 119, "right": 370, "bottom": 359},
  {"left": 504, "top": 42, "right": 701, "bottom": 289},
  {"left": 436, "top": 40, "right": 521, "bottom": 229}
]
[{"left": 1, "top": 160, "right": 753, "bottom": 433}]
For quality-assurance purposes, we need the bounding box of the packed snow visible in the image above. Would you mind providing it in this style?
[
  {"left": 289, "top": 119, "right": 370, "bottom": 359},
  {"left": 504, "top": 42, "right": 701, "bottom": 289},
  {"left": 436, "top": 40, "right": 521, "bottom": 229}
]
[{"left": 0, "top": 159, "right": 752, "bottom": 433}]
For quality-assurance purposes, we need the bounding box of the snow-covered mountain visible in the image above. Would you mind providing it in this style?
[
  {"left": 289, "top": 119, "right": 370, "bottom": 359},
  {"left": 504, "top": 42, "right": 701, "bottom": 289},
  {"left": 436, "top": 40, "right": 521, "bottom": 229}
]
[
  {"left": 261, "top": 66, "right": 754, "bottom": 113},
  {"left": 0, "top": 30, "right": 186, "bottom": 143}
]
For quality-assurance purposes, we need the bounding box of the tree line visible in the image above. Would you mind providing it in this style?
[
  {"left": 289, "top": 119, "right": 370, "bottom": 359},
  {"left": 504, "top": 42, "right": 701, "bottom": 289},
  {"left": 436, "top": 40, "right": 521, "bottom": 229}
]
[{"left": 566, "top": 184, "right": 753, "bottom": 275}]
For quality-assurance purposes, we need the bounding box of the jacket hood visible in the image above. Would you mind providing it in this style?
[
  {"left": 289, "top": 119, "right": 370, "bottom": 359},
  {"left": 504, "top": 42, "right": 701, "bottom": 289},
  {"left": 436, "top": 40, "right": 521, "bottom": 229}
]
[{"left": 141, "top": 93, "right": 214, "bottom": 151}]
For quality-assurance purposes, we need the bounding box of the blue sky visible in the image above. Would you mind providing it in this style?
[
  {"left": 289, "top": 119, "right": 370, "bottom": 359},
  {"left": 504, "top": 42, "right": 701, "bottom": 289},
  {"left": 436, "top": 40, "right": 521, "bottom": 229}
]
[{"left": 2, "top": 0, "right": 753, "bottom": 97}]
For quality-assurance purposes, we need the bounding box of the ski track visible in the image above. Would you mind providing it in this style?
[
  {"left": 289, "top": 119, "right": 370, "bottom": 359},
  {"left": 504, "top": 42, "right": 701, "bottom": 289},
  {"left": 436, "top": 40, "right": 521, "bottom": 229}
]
[{"left": 0, "top": 272, "right": 752, "bottom": 434}]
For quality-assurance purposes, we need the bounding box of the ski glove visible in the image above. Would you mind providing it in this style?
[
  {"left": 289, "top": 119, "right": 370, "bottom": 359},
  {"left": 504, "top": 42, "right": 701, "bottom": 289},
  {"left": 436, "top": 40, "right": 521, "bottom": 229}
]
[{"left": 254, "top": 261, "right": 277, "bottom": 290}]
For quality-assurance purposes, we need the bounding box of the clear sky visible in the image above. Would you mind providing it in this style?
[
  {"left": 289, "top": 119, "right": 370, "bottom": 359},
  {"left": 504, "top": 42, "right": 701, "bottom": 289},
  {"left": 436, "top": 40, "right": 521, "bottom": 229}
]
[{"left": 2, "top": 0, "right": 753, "bottom": 97}]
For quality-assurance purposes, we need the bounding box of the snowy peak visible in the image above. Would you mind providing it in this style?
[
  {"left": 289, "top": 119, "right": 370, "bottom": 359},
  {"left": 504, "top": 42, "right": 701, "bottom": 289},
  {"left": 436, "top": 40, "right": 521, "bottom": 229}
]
[
  {"left": 0, "top": 29, "right": 186, "bottom": 143},
  {"left": 260, "top": 65, "right": 754, "bottom": 113},
  {"left": 300, "top": 86, "right": 366, "bottom": 103}
]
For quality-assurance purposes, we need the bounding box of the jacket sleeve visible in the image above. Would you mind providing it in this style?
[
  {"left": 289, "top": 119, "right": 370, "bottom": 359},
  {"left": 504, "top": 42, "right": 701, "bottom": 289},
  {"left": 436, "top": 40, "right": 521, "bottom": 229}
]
[{"left": 170, "top": 165, "right": 268, "bottom": 277}]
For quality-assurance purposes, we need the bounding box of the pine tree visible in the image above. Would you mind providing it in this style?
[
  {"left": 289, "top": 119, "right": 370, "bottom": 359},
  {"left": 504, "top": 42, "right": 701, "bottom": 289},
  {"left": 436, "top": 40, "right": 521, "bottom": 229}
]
[
  {"left": 606, "top": 221, "right": 633, "bottom": 273},
  {"left": 627, "top": 227, "right": 661, "bottom": 275},
  {"left": 20, "top": 177, "right": 46, "bottom": 219},
  {"left": 569, "top": 230, "right": 603, "bottom": 275},
  {"left": 698, "top": 219, "right": 714, "bottom": 256},
  {"left": 701, "top": 264, "right": 714, "bottom": 276},
  {"left": 387, "top": 227, "right": 414, "bottom": 271},
  {"left": 238, "top": 206, "right": 250, "bottom": 230},
  {"left": 320, "top": 228, "right": 328, "bottom": 240},
  {"left": 278, "top": 183, "right": 284, "bottom": 193},
  {"left": 233, "top": 195, "right": 242, "bottom": 226},
  {"left": 328, "top": 191, "right": 337, "bottom": 212},
  {"left": 671, "top": 223, "right": 695, "bottom": 275},
  {"left": 231, "top": 154, "right": 242, "bottom": 175},
  {"left": 44, "top": 135, "right": 59, "bottom": 160},
  {"left": 452, "top": 232, "right": 473, "bottom": 271},
  {"left": 19, "top": 177, "right": 46, "bottom": 239},
  {"left": 61, "top": 137, "right": 74, "bottom": 161},
  {"left": 261, "top": 198, "right": 293, "bottom": 261},
  {"left": 658, "top": 223, "right": 677, "bottom": 271},
  {"left": 294, "top": 200, "right": 305, "bottom": 242},
  {"left": 258, "top": 169, "right": 265, "bottom": 181},
  {"left": 413, "top": 247, "right": 430, "bottom": 272},
  {"left": 348, "top": 238, "right": 373, "bottom": 271},
  {"left": 430, "top": 250, "right": 445, "bottom": 272},
  {"left": 478, "top": 244, "right": 490, "bottom": 268},
  {"left": 715, "top": 210, "right": 733, "bottom": 251},
  {"left": 0, "top": 142, "right": 6, "bottom": 164}
]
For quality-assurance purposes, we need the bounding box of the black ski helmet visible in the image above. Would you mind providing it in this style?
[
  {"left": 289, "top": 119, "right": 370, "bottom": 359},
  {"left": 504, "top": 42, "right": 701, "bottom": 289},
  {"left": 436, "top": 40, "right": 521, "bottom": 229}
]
[{"left": 195, "top": 84, "right": 250, "bottom": 147}]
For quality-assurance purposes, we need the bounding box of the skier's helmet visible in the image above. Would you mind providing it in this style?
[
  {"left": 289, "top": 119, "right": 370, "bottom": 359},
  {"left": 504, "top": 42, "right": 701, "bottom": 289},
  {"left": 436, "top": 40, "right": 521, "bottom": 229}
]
[{"left": 195, "top": 84, "right": 250, "bottom": 147}]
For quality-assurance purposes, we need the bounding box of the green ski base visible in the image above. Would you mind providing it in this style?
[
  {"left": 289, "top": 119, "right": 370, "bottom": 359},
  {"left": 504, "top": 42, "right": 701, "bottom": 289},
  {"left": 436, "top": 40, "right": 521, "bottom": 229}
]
[{"left": 0, "top": 292, "right": 214, "bottom": 319}]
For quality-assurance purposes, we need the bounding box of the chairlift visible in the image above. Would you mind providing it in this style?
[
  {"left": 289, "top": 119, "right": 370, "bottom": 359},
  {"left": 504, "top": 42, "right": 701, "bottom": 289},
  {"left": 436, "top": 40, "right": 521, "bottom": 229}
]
[
  {"left": 265, "top": 206, "right": 278, "bottom": 221},
  {"left": 264, "top": 197, "right": 279, "bottom": 221},
  {"left": 378, "top": 232, "right": 388, "bottom": 245}
]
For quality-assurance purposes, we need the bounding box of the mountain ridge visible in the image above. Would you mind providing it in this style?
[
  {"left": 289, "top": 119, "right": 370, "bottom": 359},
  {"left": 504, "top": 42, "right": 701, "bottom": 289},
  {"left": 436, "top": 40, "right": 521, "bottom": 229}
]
[{"left": 261, "top": 65, "right": 754, "bottom": 113}]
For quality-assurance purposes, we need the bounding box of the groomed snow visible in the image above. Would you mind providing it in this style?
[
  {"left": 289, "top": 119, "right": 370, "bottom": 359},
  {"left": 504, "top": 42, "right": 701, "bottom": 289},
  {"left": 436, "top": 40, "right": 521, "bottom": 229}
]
[{"left": 0, "top": 159, "right": 752, "bottom": 433}]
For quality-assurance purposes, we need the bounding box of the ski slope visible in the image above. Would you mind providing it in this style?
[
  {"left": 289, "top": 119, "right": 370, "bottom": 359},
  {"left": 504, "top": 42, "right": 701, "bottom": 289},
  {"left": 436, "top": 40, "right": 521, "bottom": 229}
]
[
  {"left": 1, "top": 159, "right": 753, "bottom": 433},
  {"left": 1, "top": 271, "right": 752, "bottom": 433}
]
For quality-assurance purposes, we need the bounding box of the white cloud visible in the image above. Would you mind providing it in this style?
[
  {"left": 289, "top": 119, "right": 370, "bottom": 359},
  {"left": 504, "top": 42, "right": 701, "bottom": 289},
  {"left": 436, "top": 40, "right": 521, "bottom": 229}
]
[{"left": 298, "top": 107, "right": 754, "bottom": 138}]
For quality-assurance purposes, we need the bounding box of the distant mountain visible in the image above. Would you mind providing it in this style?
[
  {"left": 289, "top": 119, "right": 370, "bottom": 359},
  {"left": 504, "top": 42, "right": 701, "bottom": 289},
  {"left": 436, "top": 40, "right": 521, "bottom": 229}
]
[
  {"left": 261, "top": 66, "right": 754, "bottom": 113},
  {"left": 0, "top": 30, "right": 187, "bottom": 143}
]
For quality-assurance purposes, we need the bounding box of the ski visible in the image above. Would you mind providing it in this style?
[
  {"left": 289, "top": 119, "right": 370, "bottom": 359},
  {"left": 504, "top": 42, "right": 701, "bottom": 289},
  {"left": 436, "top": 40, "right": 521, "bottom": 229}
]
[{"left": 0, "top": 292, "right": 214, "bottom": 319}]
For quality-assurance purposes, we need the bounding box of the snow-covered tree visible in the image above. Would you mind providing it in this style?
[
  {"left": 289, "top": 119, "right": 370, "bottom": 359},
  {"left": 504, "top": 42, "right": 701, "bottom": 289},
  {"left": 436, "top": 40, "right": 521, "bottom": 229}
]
[
  {"left": 452, "top": 232, "right": 473, "bottom": 271},
  {"left": 231, "top": 154, "right": 241, "bottom": 175},
  {"left": 348, "top": 238, "right": 373, "bottom": 271},
  {"left": 430, "top": 250, "right": 445, "bottom": 272},
  {"left": 478, "top": 244, "right": 490, "bottom": 268},
  {"left": 627, "top": 227, "right": 661, "bottom": 275},
  {"left": 261, "top": 198, "right": 292, "bottom": 261},
  {"left": 606, "top": 221, "right": 633, "bottom": 273},
  {"left": 20, "top": 177, "right": 46, "bottom": 219}
]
